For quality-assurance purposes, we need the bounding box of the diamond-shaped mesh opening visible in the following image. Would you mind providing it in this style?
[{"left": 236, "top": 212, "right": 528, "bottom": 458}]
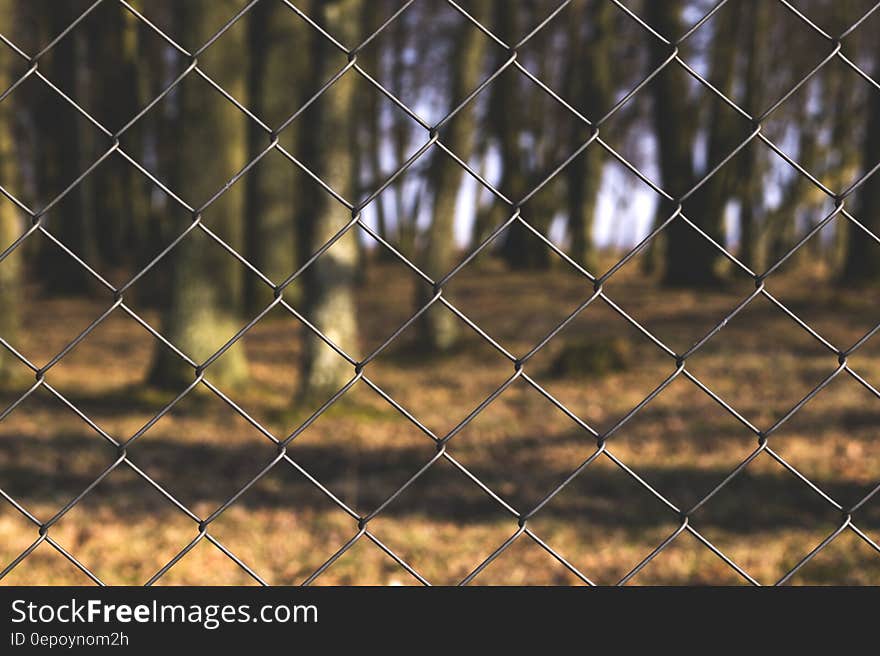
[
  {"left": 366, "top": 455, "right": 519, "bottom": 586},
  {"left": 599, "top": 61, "right": 757, "bottom": 201},
  {"left": 523, "top": 295, "right": 674, "bottom": 435},
  {"left": 0, "top": 540, "right": 97, "bottom": 586},
  {"left": 599, "top": 221, "right": 756, "bottom": 354},
  {"left": 29, "top": 153, "right": 193, "bottom": 291},
  {"left": 690, "top": 450, "right": 843, "bottom": 585},
  {"left": 363, "top": 304, "right": 514, "bottom": 439},
  {"left": 685, "top": 292, "right": 841, "bottom": 428},
  {"left": 514, "top": 0, "right": 644, "bottom": 124},
  {"left": 278, "top": 66, "right": 425, "bottom": 179},
  {"left": 49, "top": 465, "right": 197, "bottom": 585},
  {"left": 285, "top": 223, "right": 436, "bottom": 361},
  {"left": 118, "top": 70, "right": 253, "bottom": 207},
  {"left": 151, "top": 538, "right": 262, "bottom": 586},
  {"left": 124, "top": 226, "right": 261, "bottom": 358},
  {"left": 0, "top": 385, "right": 117, "bottom": 518},
  {"left": 32, "top": 0, "right": 189, "bottom": 133},
  {"left": 760, "top": 216, "right": 880, "bottom": 351},
  {"left": 442, "top": 222, "right": 597, "bottom": 352},
  {"left": 618, "top": 529, "right": 751, "bottom": 585},
  {"left": 597, "top": 375, "right": 759, "bottom": 512},
  {"left": 40, "top": 308, "right": 194, "bottom": 438},
  {"left": 760, "top": 373, "right": 880, "bottom": 508},
  {"left": 0, "top": 74, "right": 109, "bottom": 206},
  {"left": 123, "top": 387, "right": 279, "bottom": 515},
  {"left": 676, "top": 0, "right": 833, "bottom": 118},
  {"left": 355, "top": 0, "right": 505, "bottom": 126},
  {"left": 762, "top": 56, "right": 880, "bottom": 188},
  {"left": 525, "top": 453, "right": 683, "bottom": 585},
  {"left": 282, "top": 380, "right": 438, "bottom": 516},
  {"left": 444, "top": 65, "right": 593, "bottom": 203},
  {"left": 447, "top": 377, "right": 599, "bottom": 514},
  {"left": 207, "top": 459, "right": 360, "bottom": 585}
]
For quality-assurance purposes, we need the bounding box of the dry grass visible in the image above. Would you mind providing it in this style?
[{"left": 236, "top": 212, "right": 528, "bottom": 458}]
[{"left": 1, "top": 253, "right": 880, "bottom": 585}]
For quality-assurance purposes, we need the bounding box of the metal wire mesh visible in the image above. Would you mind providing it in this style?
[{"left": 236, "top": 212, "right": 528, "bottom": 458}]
[{"left": 0, "top": 0, "right": 879, "bottom": 586}]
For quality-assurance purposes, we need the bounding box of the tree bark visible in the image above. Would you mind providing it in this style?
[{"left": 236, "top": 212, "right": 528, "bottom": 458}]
[
  {"left": 86, "top": 6, "right": 147, "bottom": 273},
  {"left": 736, "top": 0, "right": 768, "bottom": 272},
  {"left": 0, "top": 1, "right": 23, "bottom": 382},
  {"left": 299, "top": 0, "right": 362, "bottom": 398},
  {"left": 677, "top": 5, "right": 742, "bottom": 285},
  {"left": 35, "top": 3, "right": 98, "bottom": 295},
  {"left": 842, "top": 43, "right": 880, "bottom": 284},
  {"left": 648, "top": 0, "right": 737, "bottom": 287},
  {"left": 149, "top": 0, "right": 249, "bottom": 389},
  {"left": 415, "top": 3, "right": 489, "bottom": 351},
  {"left": 242, "top": 0, "right": 298, "bottom": 313},
  {"left": 564, "top": 0, "right": 613, "bottom": 271}
]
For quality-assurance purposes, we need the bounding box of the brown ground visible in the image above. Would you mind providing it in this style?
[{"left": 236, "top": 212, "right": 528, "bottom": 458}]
[{"left": 1, "top": 248, "right": 879, "bottom": 586}]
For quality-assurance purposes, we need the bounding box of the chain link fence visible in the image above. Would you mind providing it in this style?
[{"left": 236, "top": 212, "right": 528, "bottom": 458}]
[{"left": 0, "top": 0, "right": 879, "bottom": 586}]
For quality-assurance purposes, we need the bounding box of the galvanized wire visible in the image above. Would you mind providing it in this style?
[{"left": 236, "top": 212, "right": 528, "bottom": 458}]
[{"left": 0, "top": 0, "right": 878, "bottom": 586}]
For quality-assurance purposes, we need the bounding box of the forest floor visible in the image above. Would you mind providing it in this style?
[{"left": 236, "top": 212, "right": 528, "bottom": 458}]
[{"left": 1, "top": 253, "right": 880, "bottom": 585}]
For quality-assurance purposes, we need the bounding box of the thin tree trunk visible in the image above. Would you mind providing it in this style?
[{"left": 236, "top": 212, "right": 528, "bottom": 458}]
[
  {"left": 243, "top": 0, "right": 271, "bottom": 316},
  {"left": 0, "top": 1, "right": 23, "bottom": 382},
  {"left": 490, "top": 1, "right": 532, "bottom": 267},
  {"left": 389, "top": 2, "right": 416, "bottom": 257},
  {"left": 679, "top": 6, "right": 742, "bottom": 285},
  {"left": 842, "top": 38, "right": 880, "bottom": 284},
  {"left": 737, "top": 0, "right": 767, "bottom": 272},
  {"left": 86, "top": 7, "right": 146, "bottom": 273},
  {"left": 36, "top": 3, "right": 97, "bottom": 295},
  {"left": 299, "top": 0, "right": 362, "bottom": 398},
  {"left": 645, "top": 1, "right": 695, "bottom": 284},
  {"left": 361, "top": 1, "right": 391, "bottom": 259},
  {"left": 415, "top": 4, "right": 489, "bottom": 351},
  {"left": 496, "top": 2, "right": 555, "bottom": 270},
  {"left": 565, "top": 0, "right": 613, "bottom": 271},
  {"left": 149, "top": 0, "right": 249, "bottom": 388},
  {"left": 648, "top": 0, "right": 735, "bottom": 287}
]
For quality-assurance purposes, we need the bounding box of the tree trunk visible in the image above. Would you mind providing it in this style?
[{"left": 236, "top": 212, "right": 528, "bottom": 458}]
[
  {"left": 86, "top": 6, "right": 147, "bottom": 273},
  {"left": 36, "top": 3, "right": 97, "bottom": 295},
  {"left": 0, "top": 2, "right": 23, "bottom": 383},
  {"left": 736, "top": 0, "right": 768, "bottom": 272},
  {"left": 299, "top": 0, "right": 362, "bottom": 398},
  {"left": 842, "top": 44, "right": 880, "bottom": 284},
  {"left": 415, "top": 3, "right": 489, "bottom": 351},
  {"left": 389, "top": 2, "right": 417, "bottom": 257},
  {"left": 361, "top": 0, "right": 391, "bottom": 260},
  {"left": 565, "top": 0, "right": 612, "bottom": 271},
  {"left": 647, "top": 0, "right": 734, "bottom": 287},
  {"left": 242, "top": 0, "right": 271, "bottom": 315},
  {"left": 678, "top": 6, "right": 742, "bottom": 285},
  {"left": 243, "top": 0, "right": 298, "bottom": 313},
  {"left": 489, "top": 1, "right": 534, "bottom": 268},
  {"left": 149, "top": 0, "right": 249, "bottom": 389},
  {"left": 496, "top": 2, "right": 556, "bottom": 270}
]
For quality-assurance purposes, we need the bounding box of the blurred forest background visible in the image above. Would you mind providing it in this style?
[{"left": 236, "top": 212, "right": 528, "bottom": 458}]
[{"left": 1, "top": 0, "right": 880, "bottom": 585}]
